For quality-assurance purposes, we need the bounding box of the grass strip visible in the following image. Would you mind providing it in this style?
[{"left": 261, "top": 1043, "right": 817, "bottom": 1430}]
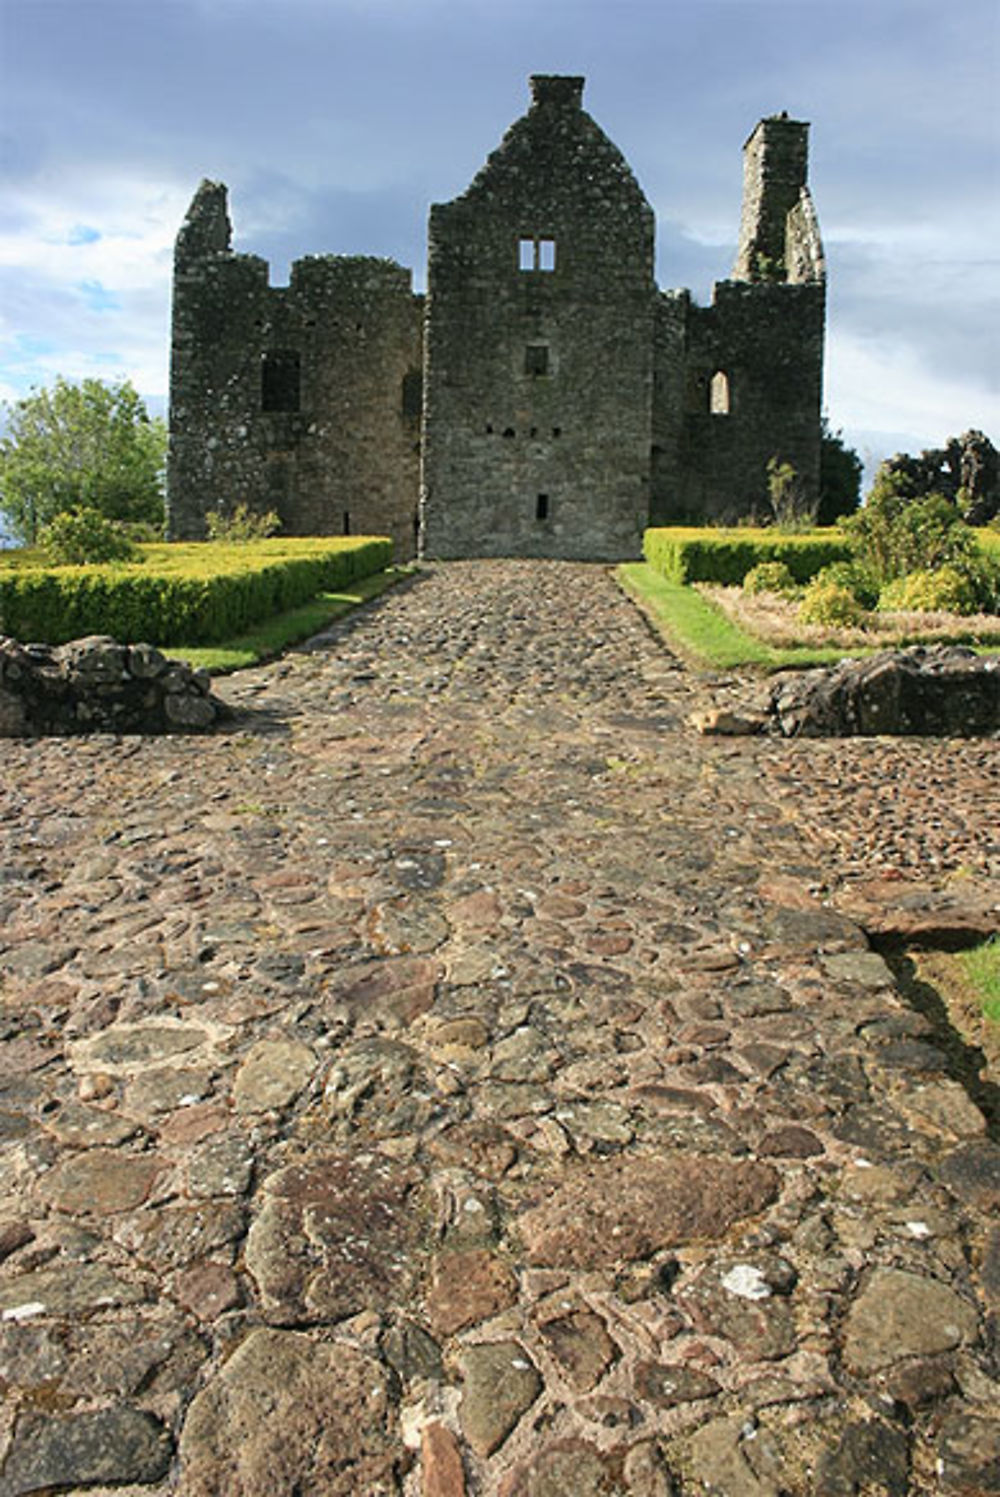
[
  {"left": 617, "top": 563, "right": 1000, "bottom": 671},
  {"left": 961, "top": 936, "right": 1000, "bottom": 1022},
  {"left": 617, "top": 562, "right": 853, "bottom": 670},
  {"left": 171, "top": 567, "right": 406, "bottom": 673}
]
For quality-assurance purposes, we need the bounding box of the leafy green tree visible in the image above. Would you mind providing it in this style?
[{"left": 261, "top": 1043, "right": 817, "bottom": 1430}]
[
  {"left": 0, "top": 377, "right": 166, "bottom": 544},
  {"left": 818, "top": 420, "right": 862, "bottom": 525},
  {"left": 841, "top": 465, "right": 980, "bottom": 586}
]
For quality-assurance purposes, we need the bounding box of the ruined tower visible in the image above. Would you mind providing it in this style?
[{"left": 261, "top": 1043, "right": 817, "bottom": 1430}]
[
  {"left": 420, "top": 75, "right": 656, "bottom": 560},
  {"left": 166, "top": 80, "right": 826, "bottom": 555},
  {"left": 651, "top": 113, "right": 826, "bottom": 524},
  {"left": 167, "top": 182, "right": 423, "bottom": 558}
]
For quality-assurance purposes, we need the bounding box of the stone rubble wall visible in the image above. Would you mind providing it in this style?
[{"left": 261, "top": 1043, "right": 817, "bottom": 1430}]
[
  {"left": 168, "top": 181, "right": 423, "bottom": 561},
  {"left": 0, "top": 635, "right": 225, "bottom": 736},
  {"left": 421, "top": 74, "right": 656, "bottom": 560},
  {"left": 694, "top": 645, "right": 1000, "bottom": 738}
]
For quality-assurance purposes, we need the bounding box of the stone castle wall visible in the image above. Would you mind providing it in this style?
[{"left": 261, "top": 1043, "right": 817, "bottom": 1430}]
[
  {"left": 421, "top": 75, "right": 654, "bottom": 561},
  {"left": 167, "top": 81, "right": 826, "bottom": 560},
  {"left": 168, "top": 185, "right": 423, "bottom": 560}
]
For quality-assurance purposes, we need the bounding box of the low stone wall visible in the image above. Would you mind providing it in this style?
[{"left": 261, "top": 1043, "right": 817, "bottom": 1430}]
[
  {"left": 0, "top": 635, "right": 227, "bottom": 737},
  {"left": 694, "top": 645, "right": 1000, "bottom": 738}
]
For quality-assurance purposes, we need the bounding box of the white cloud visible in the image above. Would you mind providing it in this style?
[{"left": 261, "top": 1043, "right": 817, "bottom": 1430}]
[
  {"left": 0, "top": 175, "right": 185, "bottom": 406},
  {"left": 827, "top": 328, "right": 998, "bottom": 456}
]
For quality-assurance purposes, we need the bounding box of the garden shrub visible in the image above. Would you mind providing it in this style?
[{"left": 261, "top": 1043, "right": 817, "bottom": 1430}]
[
  {"left": 0, "top": 536, "right": 392, "bottom": 645},
  {"left": 840, "top": 482, "right": 980, "bottom": 586},
  {"left": 879, "top": 566, "right": 982, "bottom": 616},
  {"left": 811, "top": 559, "right": 880, "bottom": 610},
  {"left": 766, "top": 458, "right": 816, "bottom": 529},
  {"left": 643, "top": 527, "right": 850, "bottom": 585},
  {"left": 743, "top": 561, "right": 798, "bottom": 597},
  {"left": 798, "top": 578, "right": 869, "bottom": 628},
  {"left": 39, "top": 506, "right": 140, "bottom": 566},
  {"left": 205, "top": 502, "right": 281, "bottom": 543}
]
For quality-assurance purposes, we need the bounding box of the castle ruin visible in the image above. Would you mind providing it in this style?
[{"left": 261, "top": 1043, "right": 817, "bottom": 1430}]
[{"left": 167, "top": 76, "right": 825, "bottom": 560}]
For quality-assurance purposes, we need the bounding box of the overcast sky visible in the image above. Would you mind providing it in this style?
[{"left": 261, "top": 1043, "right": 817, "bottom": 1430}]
[{"left": 1, "top": 0, "right": 997, "bottom": 480}]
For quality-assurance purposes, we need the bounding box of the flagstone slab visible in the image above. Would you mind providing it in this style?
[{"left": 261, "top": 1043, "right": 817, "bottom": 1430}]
[
  {"left": 516, "top": 1154, "right": 779, "bottom": 1269},
  {"left": 178, "top": 1328, "right": 401, "bottom": 1497}
]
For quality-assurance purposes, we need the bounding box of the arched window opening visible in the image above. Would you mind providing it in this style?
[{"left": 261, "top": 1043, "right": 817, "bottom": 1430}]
[{"left": 710, "top": 370, "right": 731, "bottom": 415}]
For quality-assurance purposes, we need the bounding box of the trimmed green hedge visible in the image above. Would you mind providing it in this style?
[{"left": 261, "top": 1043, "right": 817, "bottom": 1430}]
[
  {"left": 0, "top": 537, "right": 392, "bottom": 645},
  {"left": 643, "top": 526, "right": 852, "bottom": 585}
]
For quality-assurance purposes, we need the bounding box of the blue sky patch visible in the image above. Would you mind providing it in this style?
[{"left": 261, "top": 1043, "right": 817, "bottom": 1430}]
[{"left": 77, "top": 280, "right": 120, "bottom": 313}]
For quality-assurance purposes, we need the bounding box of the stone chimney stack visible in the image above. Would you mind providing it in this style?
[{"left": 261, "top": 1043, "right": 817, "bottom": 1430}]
[
  {"left": 529, "top": 75, "right": 585, "bottom": 109},
  {"left": 733, "top": 114, "right": 813, "bottom": 282}
]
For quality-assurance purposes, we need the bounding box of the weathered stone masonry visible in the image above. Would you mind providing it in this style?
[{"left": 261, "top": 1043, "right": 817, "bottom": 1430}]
[{"left": 168, "top": 77, "right": 825, "bottom": 560}]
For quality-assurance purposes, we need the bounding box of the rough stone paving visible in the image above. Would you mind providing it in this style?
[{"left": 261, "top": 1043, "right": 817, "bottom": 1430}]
[{"left": 0, "top": 560, "right": 997, "bottom": 1497}]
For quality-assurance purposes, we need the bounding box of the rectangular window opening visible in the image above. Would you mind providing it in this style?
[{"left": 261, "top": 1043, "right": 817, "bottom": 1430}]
[
  {"left": 525, "top": 344, "right": 549, "bottom": 376},
  {"left": 343, "top": 511, "right": 351, "bottom": 536},
  {"left": 518, "top": 236, "right": 557, "bottom": 272},
  {"left": 401, "top": 370, "right": 423, "bottom": 419},
  {"left": 261, "top": 350, "right": 301, "bottom": 413},
  {"left": 535, "top": 494, "right": 550, "bottom": 521}
]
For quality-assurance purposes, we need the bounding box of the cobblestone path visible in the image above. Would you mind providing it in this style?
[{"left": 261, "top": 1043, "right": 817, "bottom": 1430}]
[{"left": 1, "top": 561, "right": 998, "bottom": 1496}]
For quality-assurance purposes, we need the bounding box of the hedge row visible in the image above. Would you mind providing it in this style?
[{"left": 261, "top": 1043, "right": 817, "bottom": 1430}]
[
  {"left": 643, "top": 527, "right": 852, "bottom": 586},
  {"left": 0, "top": 537, "right": 392, "bottom": 645}
]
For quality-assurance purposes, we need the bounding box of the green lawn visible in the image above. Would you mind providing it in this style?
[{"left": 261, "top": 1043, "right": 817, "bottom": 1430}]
[
  {"left": 616, "top": 562, "right": 859, "bottom": 670},
  {"left": 961, "top": 937, "right": 1000, "bottom": 1022},
  {"left": 171, "top": 567, "right": 407, "bottom": 673},
  {"left": 618, "top": 561, "right": 1000, "bottom": 672}
]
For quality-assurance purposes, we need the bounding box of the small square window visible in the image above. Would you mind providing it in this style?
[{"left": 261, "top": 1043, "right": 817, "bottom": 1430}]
[{"left": 525, "top": 344, "right": 549, "bottom": 376}]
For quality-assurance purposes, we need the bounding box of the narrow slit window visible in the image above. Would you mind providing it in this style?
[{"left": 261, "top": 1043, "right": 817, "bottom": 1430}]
[
  {"left": 401, "top": 370, "right": 423, "bottom": 419},
  {"left": 343, "top": 511, "right": 351, "bottom": 536},
  {"left": 261, "top": 351, "right": 301, "bottom": 413},
  {"left": 535, "top": 494, "right": 549, "bottom": 521}
]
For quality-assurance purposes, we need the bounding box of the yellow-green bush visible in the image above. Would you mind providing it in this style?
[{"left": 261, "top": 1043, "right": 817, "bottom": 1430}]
[
  {"left": 743, "top": 560, "right": 798, "bottom": 597},
  {"left": 0, "top": 536, "right": 391, "bottom": 645},
  {"left": 643, "top": 527, "right": 850, "bottom": 585},
  {"left": 798, "top": 578, "right": 870, "bottom": 627},
  {"left": 878, "top": 565, "right": 981, "bottom": 616}
]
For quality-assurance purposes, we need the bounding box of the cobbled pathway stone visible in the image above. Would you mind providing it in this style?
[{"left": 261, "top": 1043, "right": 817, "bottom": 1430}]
[{"left": 0, "top": 560, "right": 997, "bottom": 1496}]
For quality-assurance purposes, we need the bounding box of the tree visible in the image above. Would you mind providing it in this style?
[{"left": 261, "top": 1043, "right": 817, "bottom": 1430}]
[
  {"left": 818, "top": 420, "right": 862, "bottom": 525},
  {"left": 841, "top": 464, "right": 980, "bottom": 587},
  {"left": 0, "top": 377, "right": 166, "bottom": 544},
  {"left": 766, "top": 457, "right": 816, "bottom": 527}
]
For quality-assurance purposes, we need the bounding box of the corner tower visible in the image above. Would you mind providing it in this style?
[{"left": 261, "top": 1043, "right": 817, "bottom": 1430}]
[
  {"left": 653, "top": 113, "right": 826, "bottom": 524},
  {"left": 167, "top": 181, "right": 423, "bottom": 556},
  {"left": 420, "top": 75, "right": 656, "bottom": 559}
]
